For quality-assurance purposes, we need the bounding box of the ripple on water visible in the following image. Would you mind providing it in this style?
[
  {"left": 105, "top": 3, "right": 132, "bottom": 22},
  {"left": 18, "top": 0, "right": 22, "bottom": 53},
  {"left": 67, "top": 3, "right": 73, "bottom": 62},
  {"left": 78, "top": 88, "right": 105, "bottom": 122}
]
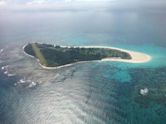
[{"left": 1, "top": 44, "right": 166, "bottom": 124}]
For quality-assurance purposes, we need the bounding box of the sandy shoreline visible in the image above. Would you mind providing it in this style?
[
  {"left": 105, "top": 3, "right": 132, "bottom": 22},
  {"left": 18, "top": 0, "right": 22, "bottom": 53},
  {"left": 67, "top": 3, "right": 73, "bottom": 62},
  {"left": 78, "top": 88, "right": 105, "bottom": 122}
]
[
  {"left": 99, "top": 46, "right": 151, "bottom": 63},
  {"left": 61, "top": 45, "right": 151, "bottom": 63},
  {"left": 23, "top": 44, "right": 152, "bottom": 70}
]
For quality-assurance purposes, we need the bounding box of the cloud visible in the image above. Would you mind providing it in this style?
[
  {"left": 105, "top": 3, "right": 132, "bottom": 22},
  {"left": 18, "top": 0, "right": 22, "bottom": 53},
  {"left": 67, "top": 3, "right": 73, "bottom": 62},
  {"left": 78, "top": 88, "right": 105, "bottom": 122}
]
[
  {"left": 65, "top": 0, "right": 73, "bottom": 2},
  {"left": 0, "top": 0, "right": 7, "bottom": 5},
  {"left": 26, "top": 0, "right": 48, "bottom": 5},
  {"left": 1, "top": 0, "right": 166, "bottom": 12}
]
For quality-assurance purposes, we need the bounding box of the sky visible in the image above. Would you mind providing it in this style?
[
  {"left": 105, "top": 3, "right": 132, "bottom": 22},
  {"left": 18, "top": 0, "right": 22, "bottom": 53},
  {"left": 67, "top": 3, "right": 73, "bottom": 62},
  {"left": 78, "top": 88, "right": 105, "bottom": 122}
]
[{"left": 0, "top": 0, "right": 166, "bottom": 12}]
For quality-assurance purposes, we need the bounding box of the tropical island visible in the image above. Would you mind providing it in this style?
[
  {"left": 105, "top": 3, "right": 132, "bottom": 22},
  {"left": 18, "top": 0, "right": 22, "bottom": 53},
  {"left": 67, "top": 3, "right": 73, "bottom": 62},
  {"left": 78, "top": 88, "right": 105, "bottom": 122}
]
[{"left": 23, "top": 43, "right": 133, "bottom": 68}]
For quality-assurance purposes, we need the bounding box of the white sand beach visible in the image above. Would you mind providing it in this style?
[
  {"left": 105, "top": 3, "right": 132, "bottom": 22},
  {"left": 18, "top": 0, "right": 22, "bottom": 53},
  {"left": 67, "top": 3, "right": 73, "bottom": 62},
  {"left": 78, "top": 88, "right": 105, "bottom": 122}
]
[
  {"left": 99, "top": 46, "right": 152, "bottom": 63},
  {"left": 23, "top": 44, "right": 152, "bottom": 70},
  {"left": 65, "top": 45, "right": 151, "bottom": 63}
]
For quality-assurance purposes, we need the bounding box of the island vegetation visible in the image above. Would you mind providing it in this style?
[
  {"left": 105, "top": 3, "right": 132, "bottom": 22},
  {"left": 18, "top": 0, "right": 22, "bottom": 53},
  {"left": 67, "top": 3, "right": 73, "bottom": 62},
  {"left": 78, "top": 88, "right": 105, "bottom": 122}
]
[{"left": 24, "top": 43, "right": 132, "bottom": 67}]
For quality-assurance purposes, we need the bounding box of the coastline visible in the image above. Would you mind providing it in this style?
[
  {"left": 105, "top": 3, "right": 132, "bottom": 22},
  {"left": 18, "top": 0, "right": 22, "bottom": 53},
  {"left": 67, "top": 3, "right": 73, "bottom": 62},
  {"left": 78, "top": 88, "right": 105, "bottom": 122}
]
[
  {"left": 23, "top": 44, "right": 152, "bottom": 70},
  {"left": 23, "top": 44, "right": 35, "bottom": 59},
  {"left": 23, "top": 44, "right": 99, "bottom": 70}
]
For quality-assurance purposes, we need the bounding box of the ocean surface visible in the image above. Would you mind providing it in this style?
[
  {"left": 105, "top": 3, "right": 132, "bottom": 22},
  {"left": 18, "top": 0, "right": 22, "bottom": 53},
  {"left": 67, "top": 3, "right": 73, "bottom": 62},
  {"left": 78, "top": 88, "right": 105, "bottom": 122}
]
[{"left": 0, "top": 10, "right": 166, "bottom": 124}]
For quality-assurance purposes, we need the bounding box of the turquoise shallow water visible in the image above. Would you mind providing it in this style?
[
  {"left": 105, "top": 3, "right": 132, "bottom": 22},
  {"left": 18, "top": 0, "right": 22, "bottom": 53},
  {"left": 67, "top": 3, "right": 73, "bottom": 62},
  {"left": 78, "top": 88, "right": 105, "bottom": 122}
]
[
  {"left": 113, "top": 44, "right": 166, "bottom": 68},
  {"left": 0, "top": 11, "right": 166, "bottom": 124},
  {"left": 1, "top": 43, "right": 165, "bottom": 124}
]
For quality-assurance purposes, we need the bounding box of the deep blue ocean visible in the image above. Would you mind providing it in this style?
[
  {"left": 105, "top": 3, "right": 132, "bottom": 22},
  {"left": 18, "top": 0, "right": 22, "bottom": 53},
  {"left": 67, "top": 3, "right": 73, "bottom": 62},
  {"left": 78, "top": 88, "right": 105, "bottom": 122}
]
[{"left": 0, "top": 10, "right": 166, "bottom": 124}]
